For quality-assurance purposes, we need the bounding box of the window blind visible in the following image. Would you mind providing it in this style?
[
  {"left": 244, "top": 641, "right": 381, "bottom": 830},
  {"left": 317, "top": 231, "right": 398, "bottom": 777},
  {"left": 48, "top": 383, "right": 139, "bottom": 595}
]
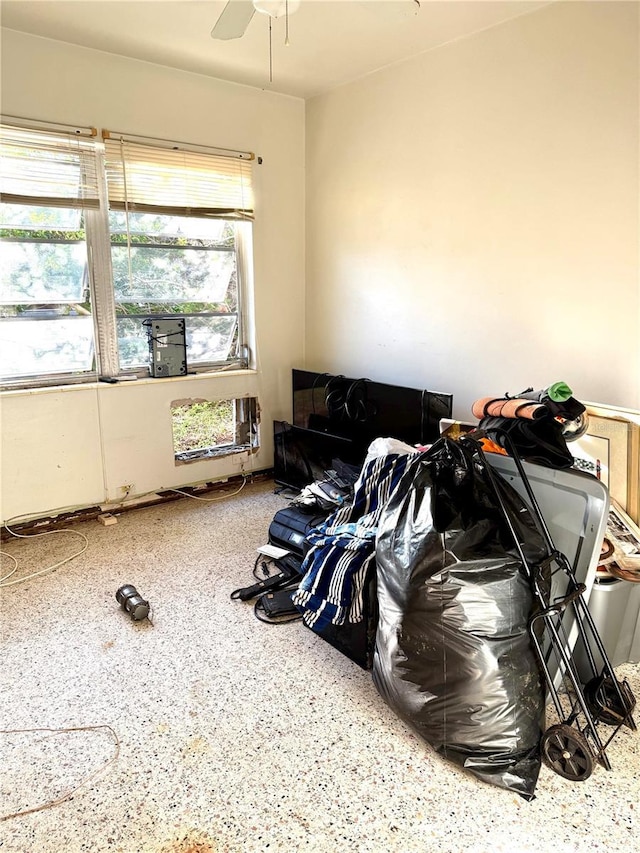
[
  {"left": 102, "top": 134, "right": 254, "bottom": 221},
  {"left": 0, "top": 123, "right": 100, "bottom": 209}
]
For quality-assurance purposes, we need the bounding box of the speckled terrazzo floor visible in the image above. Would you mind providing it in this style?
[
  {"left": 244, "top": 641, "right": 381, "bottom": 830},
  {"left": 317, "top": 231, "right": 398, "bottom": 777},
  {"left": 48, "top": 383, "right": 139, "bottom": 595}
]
[{"left": 1, "top": 478, "right": 638, "bottom": 853}]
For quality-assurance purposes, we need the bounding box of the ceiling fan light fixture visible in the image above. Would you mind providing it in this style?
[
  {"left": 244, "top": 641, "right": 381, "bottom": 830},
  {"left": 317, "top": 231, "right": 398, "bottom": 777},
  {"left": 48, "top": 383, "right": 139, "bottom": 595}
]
[{"left": 253, "top": 0, "right": 301, "bottom": 19}]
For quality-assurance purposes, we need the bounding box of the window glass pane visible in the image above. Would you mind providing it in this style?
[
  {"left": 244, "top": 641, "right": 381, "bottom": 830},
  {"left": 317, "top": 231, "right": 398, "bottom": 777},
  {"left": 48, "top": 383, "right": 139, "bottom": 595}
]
[
  {"left": 0, "top": 316, "right": 94, "bottom": 377},
  {"left": 0, "top": 203, "right": 82, "bottom": 230},
  {"left": 0, "top": 241, "right": 87, "bottom": 303},
  {"left": 109, "top": 211, "right": 243, "bottom": 371},
  {"left": 116, "top": 317, "right": 149, "bottom": 369},
  {"left": 1, "top": 146, "right": 83, "bottom": 198},
  {"left": 111, "top": 245, "right": 234, "bottom": 303},
  {"left": 109, "top": 211, "right": 226, "bottom": 241},
  {"left": 187, "top": 316, "right": 237, "bottom": 363}
]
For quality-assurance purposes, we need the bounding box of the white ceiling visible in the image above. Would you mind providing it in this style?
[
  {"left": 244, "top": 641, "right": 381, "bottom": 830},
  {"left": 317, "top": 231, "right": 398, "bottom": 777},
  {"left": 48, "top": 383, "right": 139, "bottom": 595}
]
[{"left": 1, "top": 0, "right": 550, "bottom": 99}]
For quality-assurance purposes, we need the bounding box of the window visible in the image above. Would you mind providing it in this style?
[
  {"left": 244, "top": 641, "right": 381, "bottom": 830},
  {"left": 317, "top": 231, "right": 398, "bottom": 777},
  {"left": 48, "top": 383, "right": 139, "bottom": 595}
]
[
  {"left": 103, "top": 134, "right": 254, "bottom": 374},
  {"left": 110, "top": 213, "right": 241, "bottom": 370},
  {"left": 0, "top": 123, "right": 100, "bottom": 383},
  {"left": 0, "top": 120, "right": 255, "bottom": 387}
]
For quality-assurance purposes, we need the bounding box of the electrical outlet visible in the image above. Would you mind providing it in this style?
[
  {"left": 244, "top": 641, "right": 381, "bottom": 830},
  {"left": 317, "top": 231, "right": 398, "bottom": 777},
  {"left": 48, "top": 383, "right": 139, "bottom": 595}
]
[{"left": 119, "top": 484, "right": 133, "bottom": 497}]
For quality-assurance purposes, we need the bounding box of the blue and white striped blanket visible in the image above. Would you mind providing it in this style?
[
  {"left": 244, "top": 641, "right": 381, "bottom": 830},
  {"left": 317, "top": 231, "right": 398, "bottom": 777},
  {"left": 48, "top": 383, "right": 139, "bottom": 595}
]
[{"left": 292, "top": 453, "right": 413, "bottom": 630}]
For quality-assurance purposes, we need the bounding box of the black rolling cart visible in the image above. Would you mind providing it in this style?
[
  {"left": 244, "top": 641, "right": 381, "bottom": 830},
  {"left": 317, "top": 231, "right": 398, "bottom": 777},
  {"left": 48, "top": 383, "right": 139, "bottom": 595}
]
[{"left": 468, "top": 432, "right": 637, "bottom": 781}]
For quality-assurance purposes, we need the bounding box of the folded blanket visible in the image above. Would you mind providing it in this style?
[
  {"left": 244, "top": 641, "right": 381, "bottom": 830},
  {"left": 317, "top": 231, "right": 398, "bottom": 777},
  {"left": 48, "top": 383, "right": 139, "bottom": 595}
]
[{"left": 292, "top": 453, "right": 413, "bottom": 630}]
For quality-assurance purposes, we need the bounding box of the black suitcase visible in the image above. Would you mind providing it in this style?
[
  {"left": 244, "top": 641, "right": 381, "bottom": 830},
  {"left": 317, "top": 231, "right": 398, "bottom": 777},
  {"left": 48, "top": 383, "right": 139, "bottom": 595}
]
[{"left": 268, "top": 506, "right": 328, "bottom": 557}]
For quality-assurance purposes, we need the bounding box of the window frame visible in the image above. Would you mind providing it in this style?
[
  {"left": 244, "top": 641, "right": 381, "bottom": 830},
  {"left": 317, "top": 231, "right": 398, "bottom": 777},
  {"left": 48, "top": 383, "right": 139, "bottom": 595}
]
[{"left": 0, "top": 119, "right": 255, "bottom": 390}]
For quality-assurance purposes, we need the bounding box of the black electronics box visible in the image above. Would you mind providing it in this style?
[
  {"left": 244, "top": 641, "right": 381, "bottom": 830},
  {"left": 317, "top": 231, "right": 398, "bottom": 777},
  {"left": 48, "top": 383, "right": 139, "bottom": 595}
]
[
  {"left": 311, "top": 564, "right": 378, "bottom": 670},
  {"left": 145, "top": 318, "right": 187, "bottom": 378},
  {"left": 268, "top": 506, "right": 328, "bottom": 557},
  {"left": 260, "top": 589, "right": 299, "bottom": 618}
]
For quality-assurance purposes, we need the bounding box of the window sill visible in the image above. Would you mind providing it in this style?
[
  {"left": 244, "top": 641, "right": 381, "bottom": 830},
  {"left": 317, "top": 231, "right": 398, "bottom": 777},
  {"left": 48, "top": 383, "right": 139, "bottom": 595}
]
[{"left": 0, "top": 368, "right": 257, "bottom": 397}]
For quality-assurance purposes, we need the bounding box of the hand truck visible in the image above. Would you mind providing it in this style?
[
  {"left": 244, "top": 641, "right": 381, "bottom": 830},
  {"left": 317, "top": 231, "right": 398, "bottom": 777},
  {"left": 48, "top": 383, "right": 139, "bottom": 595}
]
[{"left": 463, "top": 432, "right": 636, "bottom": 781}]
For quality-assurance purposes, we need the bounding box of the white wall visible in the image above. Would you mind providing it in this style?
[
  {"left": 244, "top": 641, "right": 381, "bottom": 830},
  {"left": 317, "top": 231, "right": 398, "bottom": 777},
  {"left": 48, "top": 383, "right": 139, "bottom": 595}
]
[
  {"left": 0, "top": 30, "right": 305, "bottom": 523},
  {"left": 2, "top": 2, "right": 639, "bottom": 523},
  {"left": 305, "top": 1, "right": 640, "bottom": 420}
]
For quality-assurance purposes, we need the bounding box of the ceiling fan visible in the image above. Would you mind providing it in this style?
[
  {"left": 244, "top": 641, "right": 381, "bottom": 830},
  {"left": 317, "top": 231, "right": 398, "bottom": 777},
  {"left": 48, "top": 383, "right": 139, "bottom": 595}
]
[
  {"left": 211, "top": 1, "right": 421, "bottom": 83},
  {"left": 211, "top": 1, "right": 301, "bottom": 41}
]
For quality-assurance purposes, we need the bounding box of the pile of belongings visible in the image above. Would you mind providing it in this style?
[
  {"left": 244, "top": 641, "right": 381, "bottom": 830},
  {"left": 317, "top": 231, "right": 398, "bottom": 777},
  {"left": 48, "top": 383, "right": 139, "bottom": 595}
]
[
  {"left": 290, "top": 463, "right": 359, "bottom": 513},
  {"left": 293, "top": 427, "right": 558, "bottom": 799},
  {"left": 472, "top": 381, "right": 587, "bottom": 469}
]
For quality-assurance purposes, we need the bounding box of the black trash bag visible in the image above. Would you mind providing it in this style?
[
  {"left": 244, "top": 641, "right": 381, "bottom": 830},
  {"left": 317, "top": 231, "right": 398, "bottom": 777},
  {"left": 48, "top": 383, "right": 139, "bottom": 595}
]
[{"left": 372, "top": 437, "right": 548, "bottom": 799}]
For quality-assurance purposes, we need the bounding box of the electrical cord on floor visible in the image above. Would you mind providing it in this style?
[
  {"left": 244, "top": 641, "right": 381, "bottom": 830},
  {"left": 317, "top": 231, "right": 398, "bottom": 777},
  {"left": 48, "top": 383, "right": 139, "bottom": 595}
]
[
  {"left": 0, "top": 724, "right": 120, "bottom": 822},
  {"left": 0, "top": 520, "right": 89, "bottom": 589},
  {"left": 0, "top": 550, "right": 18, "bottom": 584},
  {"left": 167, "top": 474, "right": 248, "bottom": 502},
  {"left": 252, "top": 555, "right": 287, "bottom": 580},
  {"left": 1, "top": 475, "right": 248, "bottom": 587},
  {"left": 254, "top": 554, "right": 268, "bottom": 579}
]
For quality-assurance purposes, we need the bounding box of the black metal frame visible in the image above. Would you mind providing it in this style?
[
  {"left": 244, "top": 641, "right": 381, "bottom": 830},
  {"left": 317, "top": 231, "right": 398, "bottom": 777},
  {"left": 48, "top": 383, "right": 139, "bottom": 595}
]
[{"left": 462, "top": 431, "right": 636, "bottom": 779}]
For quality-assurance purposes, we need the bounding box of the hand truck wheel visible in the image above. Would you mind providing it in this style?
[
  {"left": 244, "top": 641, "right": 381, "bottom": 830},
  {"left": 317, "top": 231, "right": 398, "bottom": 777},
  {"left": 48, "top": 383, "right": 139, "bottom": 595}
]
[
  {"left": 584, "top": 676, "right": 636, "bottom": 727},
  {"left": 541, "top": 724, "right": 594, "bottom": 781}
]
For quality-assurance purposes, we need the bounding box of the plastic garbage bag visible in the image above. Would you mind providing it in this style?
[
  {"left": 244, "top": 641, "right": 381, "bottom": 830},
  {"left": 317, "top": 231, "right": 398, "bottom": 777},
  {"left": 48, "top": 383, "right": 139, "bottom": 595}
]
[{"left": 373, "top": 436, "right": 548, "bottom": 799}]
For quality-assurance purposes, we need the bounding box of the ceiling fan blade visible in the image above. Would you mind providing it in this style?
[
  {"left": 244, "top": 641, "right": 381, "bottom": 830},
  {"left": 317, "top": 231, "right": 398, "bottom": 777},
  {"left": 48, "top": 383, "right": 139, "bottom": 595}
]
[{"left": 211, "top": 1, "right": 256, "bottom": 40}]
